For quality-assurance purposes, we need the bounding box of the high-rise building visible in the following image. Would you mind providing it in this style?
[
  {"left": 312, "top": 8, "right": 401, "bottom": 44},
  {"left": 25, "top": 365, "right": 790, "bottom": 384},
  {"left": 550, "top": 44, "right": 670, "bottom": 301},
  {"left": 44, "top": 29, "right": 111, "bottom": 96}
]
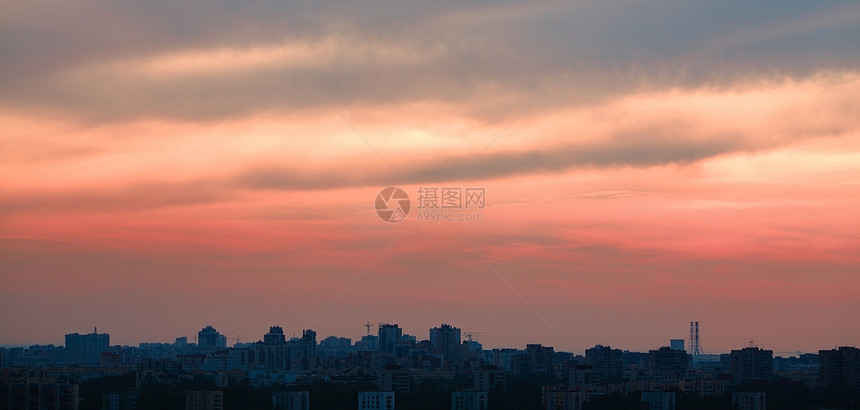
[
  {"left": 491, "top": 348, "right": 518, "bottom": 372},
  {"left": 514, "top": 344, "right": 554, "bottom": 376},
  {"left": 451, "top": 391, "right": 487, "bottom": 410},
  {"left": 264, "top": 326, "right": 287, "bottom": 345},
  {"left": 819, "top": 346, "right": 860, "bottom": 391},
  {"left": 249, "top": 326, "right": 317, "bottom": 371},
  {"left": 301, "top": 329, "right": 316, "bottom": 347},
  {"left": 358, "top": 391, "right": 394, "bottom": 410},
  {"left": 272, "top": 391, "right": 310, "bottom": 410},
  {"left": 641, "top": 391, "right": 675, "bottom": 410},
  {"left": 2, "top": 382, "right": 79, "bottom": 410},
  {"left": 648, "top": 346, "right": 689, "bottom": 375},
  {"left": 377, "top": 366, "right": 410, "bottom": 392},
  {"left": 356, "top": 335, "right": 379, "bottom": 351},
  {"left": 430, "top": 324, "right": 462, "bottom": 364},
  {"left": 585, "top": 345, "right": 623, "bottom": 384},
  {"left": 474, "top": 366, "right": 506, "bottom": 391},
  {"left": 378, "top": 324, "right": 402, "bottom": 355},
  {"left": 678, "top": 379, "right": 726, "bottom": 397},
  {"left": 258, "top": 326, "right": 288, "bottom": 371},
  {"left": 65, "top": 329, "right": 109, "bottom": 365},
  {"left": 732, "top": 392, "right": 766, "bottom": 410},
  {"left": 569, "top": 365, "right": 599, "bottom": 387},
  {"left": 197, "top": 326, "right": 226, "bottom": 350},
  {"left": 670, "top": 339, "right": 685, "bottom": 351},
  {"left": 102, "top": 389, "right": 139, "bottom": 410},
  {"left": 318, "top": 336, "right": 352, "bottom": 359},
  {"left": 298, "top": 329, "right": 317, "bottom": 369},
  {"left": 541, "top": 386, "right": 587, "bottom": 410},
  {"left": 185, "top": 390, "right": 223, "bottom": 410},
  {"left": 730, "top": 347, "right": 773, "bottom": 384}
]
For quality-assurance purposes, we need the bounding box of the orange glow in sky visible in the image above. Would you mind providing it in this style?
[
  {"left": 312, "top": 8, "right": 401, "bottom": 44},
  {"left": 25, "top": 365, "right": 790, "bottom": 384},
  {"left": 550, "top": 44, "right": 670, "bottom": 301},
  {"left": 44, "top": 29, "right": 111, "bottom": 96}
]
[{"left": 1, "top": 0, "right": 859, "bottom": 353}]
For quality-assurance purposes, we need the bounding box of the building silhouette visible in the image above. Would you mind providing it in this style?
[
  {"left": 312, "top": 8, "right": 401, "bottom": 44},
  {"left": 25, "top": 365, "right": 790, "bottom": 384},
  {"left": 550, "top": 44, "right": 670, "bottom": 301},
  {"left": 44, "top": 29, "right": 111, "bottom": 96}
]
[
  {"left": 474, "top": 366, "right": 506, "bottom": 391},
  {"left": 377, "top": 365, "right": 410, "bottom": 392},
  {"left": 247, "top": 326, "right": 317, "bottom": 371},
  {"left": 378, "top": 324, "right": 402, "bottom": 355},
  {"left": 264, "top": 326, "right": 287, "bottom": 345},
  {"left": 102, "top": 388, "right": 139, "bottom": 410},
  {"left": 65, "top": 329, "right": 109, "bottom": 366},
  {"left": 358, "top": 391, "right": 394, "bottom": 409},
  {"left": 7, "top": 321, "right": 860, "bottom": 409},
  {"left": 819, "top": 346, "right": 860, "bottom": 391},
  {"left": 185, "top": 390, "right": 223, "bottom": 410},
  {"left": 1, "top": 381, "right": 79, "bottom": 410},
  {"left": 430, "top": 324, "right": 462, "bottom": 365},
  {"left": 542, "top": 386, "right": 587, "bottom": 410},
  {"left": 585, "top": 345, "right": 623, "bottom": 384},
  {"left": 641, "top": 391, "right": 675, "bottom": 410},
  {"left": 197, "top": 326, "right": 226, "bottom": 350},
  {"left": 732, "top": 392, "right": 766, "bottom": 410},
  {"left": 569, "top": 364, "right": 599, "bottom": 387},
  {"left": 272, "top": 390, "right": 309, "bottom": 410},
  {"left": 451, "top": 391, "right": 488, "bottom": 410},
  {"left": 514, "top": 344, "right": 554, "bottom": 376},
  {"left": 730, "top": 347, "right": 773, "bottom": 384},
  {"left": 648, "top": 346, "right": 689, "bottom": 376}
]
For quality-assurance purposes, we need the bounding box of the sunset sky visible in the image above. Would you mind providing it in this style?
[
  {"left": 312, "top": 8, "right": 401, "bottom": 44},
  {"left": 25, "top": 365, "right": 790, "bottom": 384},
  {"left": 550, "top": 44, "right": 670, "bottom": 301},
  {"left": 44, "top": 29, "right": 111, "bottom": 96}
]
[{"left": 1, "top": 0, "right": 859, "bottom": 353}]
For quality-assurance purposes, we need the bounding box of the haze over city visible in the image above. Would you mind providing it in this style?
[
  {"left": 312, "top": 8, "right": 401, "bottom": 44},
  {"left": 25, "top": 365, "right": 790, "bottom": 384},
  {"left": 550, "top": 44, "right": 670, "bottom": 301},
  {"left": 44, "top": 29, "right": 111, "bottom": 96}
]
[{"left": 2, "top": 0, "right": 859, "bottom": 355}]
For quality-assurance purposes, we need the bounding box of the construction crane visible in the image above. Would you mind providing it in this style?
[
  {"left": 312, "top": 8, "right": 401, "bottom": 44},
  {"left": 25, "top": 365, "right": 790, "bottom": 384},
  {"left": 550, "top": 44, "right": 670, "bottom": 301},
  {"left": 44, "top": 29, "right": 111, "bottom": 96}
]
[
  {"left": 225, "top": 331, "right": 240, "bottom": 346},
  {"left": 464, "top": 331, "right": 484, "bottom": 342},
  {"left": 364, "top": 321, "right": 375, "bottom": 336}
]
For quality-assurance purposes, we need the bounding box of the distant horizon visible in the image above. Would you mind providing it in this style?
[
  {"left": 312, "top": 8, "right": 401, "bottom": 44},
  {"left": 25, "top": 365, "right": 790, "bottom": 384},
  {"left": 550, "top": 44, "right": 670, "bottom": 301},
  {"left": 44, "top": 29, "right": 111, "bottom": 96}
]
[{"left": 3, "top": 323, "right": 854, "bottom": 356}]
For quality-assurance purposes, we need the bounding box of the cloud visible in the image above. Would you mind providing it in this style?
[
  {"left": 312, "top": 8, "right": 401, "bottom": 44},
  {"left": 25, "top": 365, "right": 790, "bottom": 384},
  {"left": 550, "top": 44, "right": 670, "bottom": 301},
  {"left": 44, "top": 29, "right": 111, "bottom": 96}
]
[
  {"left": 571, "top": 190, "right": 641, "bottom": 199},
  {"left": 0, "top": 180, "right": 227, "bottom": 214},
  {"left": 2, "top": 0, "right": 860, "bottom": 351},
  {"left": 2, "top": 0, "right": 858, "bottom": 121},
  {"left": 235, "top": 72, "right": 860, "bottom": 190},
  {"left": 236, "top": 134, "right": 741, "bottom": 190},
  {"left": 1, "top": 71, "right": 857, "bottom": 216}
]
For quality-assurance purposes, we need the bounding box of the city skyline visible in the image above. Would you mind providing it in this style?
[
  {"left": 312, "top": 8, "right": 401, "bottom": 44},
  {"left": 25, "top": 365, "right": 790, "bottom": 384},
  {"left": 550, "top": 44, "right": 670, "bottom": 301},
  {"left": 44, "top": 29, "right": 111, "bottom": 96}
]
[
  {"left": 0, "top": 321, "right": 848, "bottom": 357},
  {"left": 2, "top": 1, "right": 859, "bottom": 354}
]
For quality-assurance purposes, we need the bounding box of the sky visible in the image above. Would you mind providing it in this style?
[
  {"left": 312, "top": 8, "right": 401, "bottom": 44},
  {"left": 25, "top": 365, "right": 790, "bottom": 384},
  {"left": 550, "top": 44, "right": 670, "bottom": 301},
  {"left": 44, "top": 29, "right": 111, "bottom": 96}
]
[{"left": 1, "top": 0, "right": 859, "bottom": 354}]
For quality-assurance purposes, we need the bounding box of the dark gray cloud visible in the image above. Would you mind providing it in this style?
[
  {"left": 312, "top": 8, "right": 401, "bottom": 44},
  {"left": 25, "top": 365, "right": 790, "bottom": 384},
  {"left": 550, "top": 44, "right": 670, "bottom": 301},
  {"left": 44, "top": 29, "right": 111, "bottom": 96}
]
[
  {"left": 0, "top": 136, "right": 738, "bottom": 213},
  {"left": 235, "top": 131, "right": 748, "bottom": 190},
  {"left": 0, "top": 180, "right": 227, "bottom": 214},
  {"left": 3, "top": 94, "right": 855, "bottom": 215},
  {"left": 1, "top": 0, "right": 858, "bottom": 122},
  {"left": 3, "top": 110, "right": 853, "bottom": 215}
]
